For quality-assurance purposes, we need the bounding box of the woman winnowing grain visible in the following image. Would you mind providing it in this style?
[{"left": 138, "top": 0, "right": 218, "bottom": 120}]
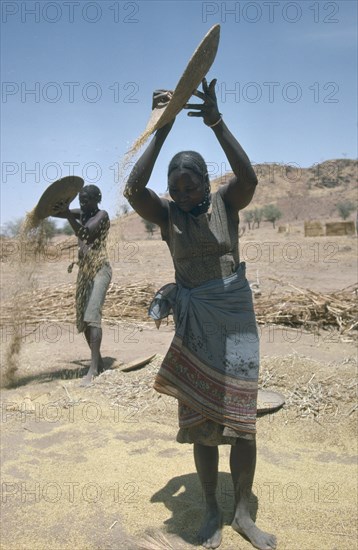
[
  {"left": 52, "top": 184, "right": 112, "bottom": 386},
  {"left": 124, "top": 78, "right": 276, "bottom": 550}
]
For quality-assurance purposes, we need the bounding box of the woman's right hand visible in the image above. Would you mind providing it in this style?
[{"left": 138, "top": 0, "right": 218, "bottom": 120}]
[
  {"left": 152, "top": 89, "right": 173, "bottom": 110},
  {"left": 152, "top": 90, "right": 176, "bottom": 134}
]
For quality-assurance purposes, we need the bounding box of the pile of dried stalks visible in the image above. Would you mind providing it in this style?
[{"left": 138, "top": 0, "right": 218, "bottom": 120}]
[
  {"left": 254, "top": 283, "right": 357, "bottom": 336},
  {"left": 0, "top": 281, "right": 156, "bottom": 326},
  {"left": 259, "top": 355, "right": 357, "bottom": 420},
  {"left": 1, "top": 281, "right": 357, "bottom": 338},
  {"left": 87, "top": 353, "right": 357, "bottom": 423}
]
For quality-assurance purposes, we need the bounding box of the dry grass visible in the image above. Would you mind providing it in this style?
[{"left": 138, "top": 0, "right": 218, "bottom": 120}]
[{"left": 88, "top": 355, "right": 177, "bottom": 422}]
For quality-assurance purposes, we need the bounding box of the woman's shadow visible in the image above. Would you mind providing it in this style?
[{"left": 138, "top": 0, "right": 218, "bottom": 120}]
[
  {"left": 150, "top": 472, "right": 258, "bottom": 546},
  {"left": 6, "top": 357, "right": 117, "bottom": 387}
]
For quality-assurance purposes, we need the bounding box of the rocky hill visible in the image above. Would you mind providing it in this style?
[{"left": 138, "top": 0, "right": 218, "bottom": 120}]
[
  {"left": 211, "top": 158, "right": 357, "bottom": 221},
  {"left": 114, "top": 159, "right": 357, "bottom": 239}
]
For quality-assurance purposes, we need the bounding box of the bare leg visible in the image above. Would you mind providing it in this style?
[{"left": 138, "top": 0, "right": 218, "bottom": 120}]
[
  {"left": 194, "top": 443, "right": 223, "bottom": 549},
  {"left": 84, "top": 327, "right": 104, "bottom": 371},
  {"left": 230, "top": 438, "right": 276, "bottom": 550},
  {"left": 81, "top": 326, "right": 103, "bottom": 386}
]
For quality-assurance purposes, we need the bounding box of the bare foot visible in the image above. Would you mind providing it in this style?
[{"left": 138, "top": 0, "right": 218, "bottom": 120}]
[
  {"left": 80, "top": 363, "right": 104, "bottom": 386},
  {"left": 198, "top": 505, "right": 223, "bottom": 549},
  {"left": 232, "top": 516, "right": 277, "bottom": 550},
  {"left": 79, "top": 373, "right": 94, "bottom": 387}
]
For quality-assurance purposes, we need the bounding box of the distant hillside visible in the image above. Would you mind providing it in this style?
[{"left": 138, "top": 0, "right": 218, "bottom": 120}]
[
  {"left": 114, "top": 159, "right": 357, "bottom": 239},
  {"left": 211, "top": 158, "right": 357, "bottom": 222}
]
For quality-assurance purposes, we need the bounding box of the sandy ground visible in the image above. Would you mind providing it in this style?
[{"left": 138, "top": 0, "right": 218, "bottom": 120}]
[{"left": 1, "top": 225, "right": 357, "bottom": 550}]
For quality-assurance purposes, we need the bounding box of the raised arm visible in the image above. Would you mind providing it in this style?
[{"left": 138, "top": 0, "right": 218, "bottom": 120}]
[
  {"left": 185, "top": 78, "right": 258, "bottom": 211},
  {"left": 124, "top": 92, "right": 176, "bottom": 226},
  {"left": 52, "top": 207, "right": 109, "bottom": 244},
  {"left": 52, "top": 208, "right": 80, "bottom": 220}
]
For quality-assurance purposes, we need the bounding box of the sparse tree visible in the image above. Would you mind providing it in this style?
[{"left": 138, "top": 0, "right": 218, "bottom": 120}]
[
  {"left": 61, "top": 222, "right": 74, "bottom": 235},
  {"left": 117, "top": 203, "right": 130, "bottom": 217},
  {"left": 242, "top": 210, "right": 254, "bottom": 230},
  {"left": 31, "top": 219, "right": 58, "bottom": 241},
  {"left": 142, "top": 219, "right": 157, "bottom": 238},
  {"left": 41, "top": 219, "right": 57, "bottom": 240},
  {"left": 262, "top": 204, "right": 282, "bottom": 229},
  {"left": 252, "top": 207, "right": 263, "bottom": 228},
  {"left": 336, "top": 200, "right": 355, "bottom": 220},
  {"left": 1, "top": 218, "right": 23, "bottom": 238},
  {"left": 1, "top": 217, "right": 58, "bottom": 240}
]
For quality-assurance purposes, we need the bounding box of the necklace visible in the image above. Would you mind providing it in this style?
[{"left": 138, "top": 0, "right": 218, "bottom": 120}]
[
  {"left": 190, "top": 191, "right": 212, "bottom": 217},
  {"left": 81, "top": 208, "right": 99, "bottom": 224}
]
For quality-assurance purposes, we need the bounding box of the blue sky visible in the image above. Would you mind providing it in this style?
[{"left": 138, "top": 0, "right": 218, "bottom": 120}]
[{"left": 1, "top": 0, "right": 357, "bottom": 228}]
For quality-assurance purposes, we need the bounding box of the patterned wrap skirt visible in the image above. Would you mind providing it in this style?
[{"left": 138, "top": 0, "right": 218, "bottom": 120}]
[
  {"left": 76, "top": 261, "right": 112, "bottom": 333},
  {"left": 149, "top": 262, "right": 259, "bottom": 445}
]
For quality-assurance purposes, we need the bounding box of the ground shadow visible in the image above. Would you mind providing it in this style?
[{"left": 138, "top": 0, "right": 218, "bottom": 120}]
[
  {"left": 150, "top": 472, "right": 258, "bottom": 546},
  {"left": 4, "top": 356, "right": 117, "bottom": 388}
]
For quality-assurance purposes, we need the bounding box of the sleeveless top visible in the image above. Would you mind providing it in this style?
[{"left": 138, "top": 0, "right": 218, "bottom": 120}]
[
  {"left": 161, "top": 190, "right": 240, "bottom": 288},
  {"left": 78, "top": 211, "right": 110, "bottom": 278}
]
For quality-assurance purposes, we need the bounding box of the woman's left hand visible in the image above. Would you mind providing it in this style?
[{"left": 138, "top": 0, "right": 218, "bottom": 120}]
[
  {"left": 51, "top": 201, "right": 70, "bottom": 217},
  {"left": 184, "top": 78, "right": 221, "bottom": 127}
]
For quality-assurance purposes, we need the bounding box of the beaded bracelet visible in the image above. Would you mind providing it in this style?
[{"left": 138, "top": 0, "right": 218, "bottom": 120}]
[{"left": 208, "top": 115, "right": 223, "bottom": 128}]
